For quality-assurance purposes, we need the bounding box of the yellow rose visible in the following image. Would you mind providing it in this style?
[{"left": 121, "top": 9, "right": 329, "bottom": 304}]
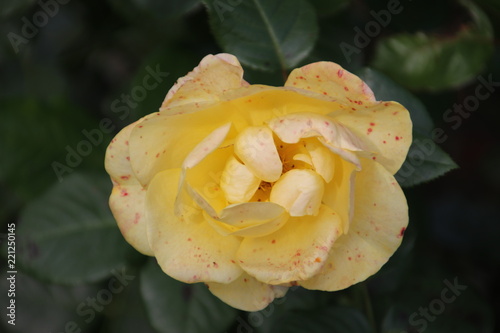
[{"left": 105, "top": 53, "right": 412, "bottom": 311}]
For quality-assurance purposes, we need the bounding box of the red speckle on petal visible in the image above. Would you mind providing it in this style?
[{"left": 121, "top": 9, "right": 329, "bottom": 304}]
[
  {"left": 120, "top": 189, "right": 128, "bottom": 197},
  {"left": 383, "top": 141, "right": 387, "bottom": 144},
  {"left": 126, "top": 156, "right": 130, "bottom": 161},
  {"left": 156, "top": 153, "right": 160, "bottom": 158},
  {"left": 315, "top": 75, "right": 320, "bottom": 79},
  {"left": 322, "top": 91, "right": 328, "bottom": 95},
  {"left": 314, "top": 257, "right": 322, "bottom": 263},
  {"left": 348, "top": 257, "right": 352, "bottom": 261},
  {"left": 367, "top": 128, "right": 373, "bottom": 133},
  {"left": 370, "top": 122, "right": 375, "bottom": 126},
  {"left": 231, "top": 260, "right": 235, "bottom": 263},
  {"left": 344, "top": 87, "right": 349, "bottom": 91},
  {"left": 120, "top": 175, "right": 130, "bottom": 180},
  {"left": 187, "top": 238, "right": 192, "bottom": 241},
  {"left": 244, "top": 278, "right": 248, "bottom": 282},
  {"left": 393, "top": 111, "right": 399, "bottom": 115},
  {"left": 337, "top": 69, "right": 344, "bottom": 78},
  {"left": 395, "top": 136, "right": 400, "bottom": 141},
  {"left": 399, "top": 227, "right": 406, "bottom": 237},
  {"left": 372, "top": 156, "right": 377, "bottom": 160},
  {"left": 271, "top": 239, "right": 276, "bottom": 244},
  {"left": 384, "top": 102, "right": 390, "bottom": 106},
  {"left": 133, "top": 213, "right": 140, "bottom": 224},
  {"left": 138, "top": 125, "right": 143, "bottom": 128},
  {"left": 213, "top": 262, "right": 219, "bottom": 268}
]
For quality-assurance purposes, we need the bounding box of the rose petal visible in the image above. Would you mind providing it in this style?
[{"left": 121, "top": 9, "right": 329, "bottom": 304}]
[
  {"left": 129, "top": 102, "right": 242, "bottom": 185},
  {"left": 237, "top": 204, "right": 342, "bottom": 284},
  {"left": 304, "top": 139, "right": 335, "bottom": 182},
  {"left": 268, "top": 112, "right": 364, "bottom": 168},
  {"left": 109, "top": 184, "right": 152, "bottom": 255},
  {"left": 162, "top": 53, "right": 247, "bottom": 109},
  {"left": 270, "top": 169, "right": 324, "bottom": 217},
  {"left": 105, "top": 122, "right": 153, "bottom": 255},
  {"left": 105, "top": 121, "right": 139, "bottom": 186},
  {"left": 329, "top": 101, "right": 412, "bottom": 174},
  {"left": 284, "top": 62, "right": 376, "bottom": 105},
  {"left": 182, "top": 123, "right": 232, "bottom": 169},
  {"left": 220, "top": 155, "right": 261, "bottom": 203},
  {"left": 183, "top": 145, "right": 233, "bottom": 215},
  {"left": 300, "top": 159, "right": 408, "bottom": 291},
  {"left": 207, "top": 273, "right": 288, "bottom": 312},
  {"left": 147, "top": 168, "right": 243, "bottom": 284},
  {"left": 322, "top": 154, "right": 357, "bottom": 234},
  {"left": 234, "top": 126, "right": 282, "bottom": 182},
  {"left": 204, "top": 202, "right": 289, "bottom": 238}
]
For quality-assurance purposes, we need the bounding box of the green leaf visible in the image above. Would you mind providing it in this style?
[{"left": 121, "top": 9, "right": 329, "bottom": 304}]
[
  {"left": 202, "top": 0, "right": 319, "bottom": 72},
  {"left": 0, "top": 98, "right": 110, "bottom": 201},
  {"left": 395, "top": 132, "right": 458, "bottom": 187},
  {"left": 380, "top": 260, "right": 494, "bottom": 333},
  {"left": 100, "top": 270, "right": 158, "bottom": 333},
  {"left": 109, "top": 0, "right": 200, "bottom": 25},
  {"left": 371, "top": 0, "right": 494, "bottom": 91},
  {"left": 307, "top": 0, "right": 350, "bottom": 17},
  {"left": 140, "top": 259, "right": 238, "bottom": 333},
  {"left": 356, "top": 67, "right": 434, "bottom": 136},
  {"left": 0, "top": 0, "right": 36, "bottom": 19},
  {"left": 0, "top": 272, "right": 100, "bottom": 333},
  {"left": 16, "top": 173, "right": 138, "bottom": 284},
  {"left": 270, "top": 306, "right": 372, "bottom": 333}
]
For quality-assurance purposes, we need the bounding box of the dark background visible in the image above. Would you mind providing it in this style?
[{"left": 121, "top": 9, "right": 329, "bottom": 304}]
[{"left": 1, "top": 0, "right": 499, "bottom": 332}]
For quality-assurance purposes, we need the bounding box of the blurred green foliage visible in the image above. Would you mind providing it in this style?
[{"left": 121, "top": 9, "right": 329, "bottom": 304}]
[{"left": 1, "top": 0, "right": 499, "bottom": 332}]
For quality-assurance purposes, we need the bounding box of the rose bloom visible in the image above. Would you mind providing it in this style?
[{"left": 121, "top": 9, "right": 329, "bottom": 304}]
[{"left": 105, "top": 54, "right": 412, "bottom": 311}]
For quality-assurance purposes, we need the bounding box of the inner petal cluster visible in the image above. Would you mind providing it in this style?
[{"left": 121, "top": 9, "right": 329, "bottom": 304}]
[{"left": 219, "top": 122, "right": 339, "bottom": 224}]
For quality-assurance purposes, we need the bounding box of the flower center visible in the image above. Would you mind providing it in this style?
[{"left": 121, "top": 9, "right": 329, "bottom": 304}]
[{"left": 220, "top": 125, "right": 331, "bottom": 217}]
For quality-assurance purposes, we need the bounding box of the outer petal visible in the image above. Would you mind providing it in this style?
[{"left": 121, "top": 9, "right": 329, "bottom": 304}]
[
  {"left": 146, "top": 168, "right": 243, "bottom": 284},
  {"left": 105, "top": 122, "right": 153, "bottom": 255},
  {"left": 237, "top": 205, "right": 342, "bottom": 284},
  {"left": 329, "top": 102, "right": 412, "bottom": 174},
  {"left": 300, "top": 159, "right": 408, "bottom": 291},
  {"left": 234, "top": 126, "right": 282, "bottom": 182},
  {"left": 285, "top": 62, "right": 376, "bottom": 105},
  {"left": 207, "top": 273, "right": 288, "bottom": 312},
  {"left": 162, "top": 53, "right": 247, "bottom": 110}
]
